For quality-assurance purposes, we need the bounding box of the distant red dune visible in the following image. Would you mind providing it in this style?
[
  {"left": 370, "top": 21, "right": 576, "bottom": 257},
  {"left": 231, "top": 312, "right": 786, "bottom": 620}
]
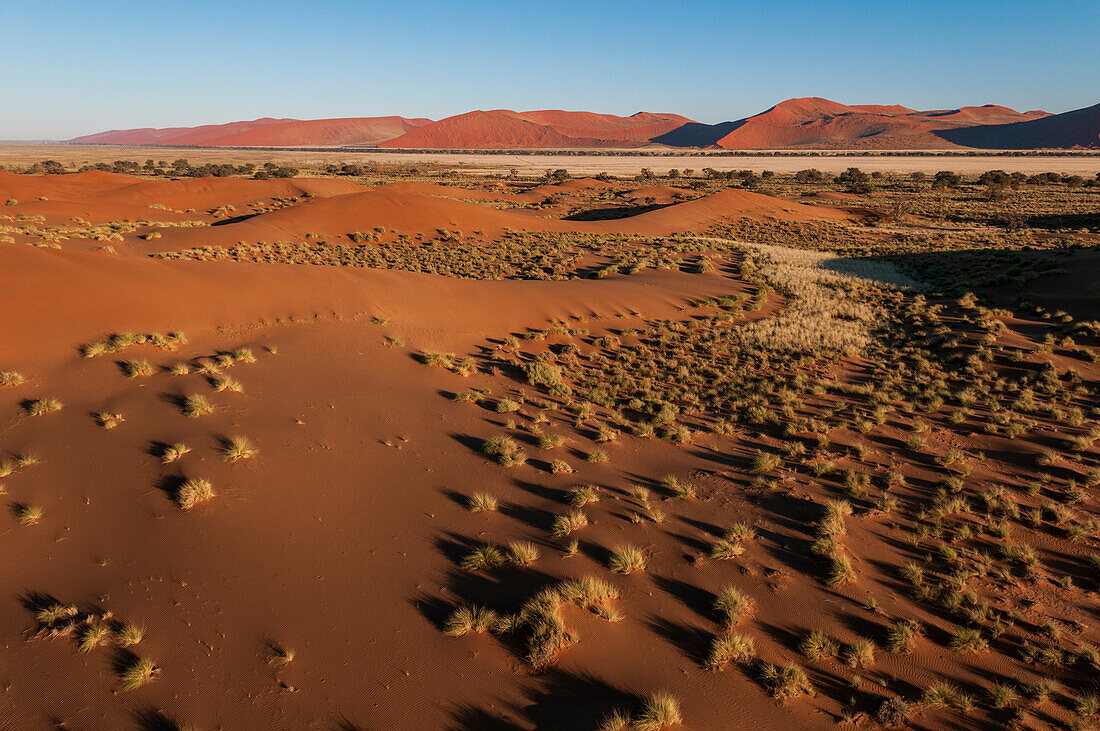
[{"left": 66, "top": 99, "right": 1097, "bottom": 150}]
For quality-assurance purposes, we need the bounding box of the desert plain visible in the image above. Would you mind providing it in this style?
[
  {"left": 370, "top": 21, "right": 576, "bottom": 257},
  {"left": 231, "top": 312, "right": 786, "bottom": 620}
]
[{"left": 0, "top": 150, "right": 1098, "bottom": 730}]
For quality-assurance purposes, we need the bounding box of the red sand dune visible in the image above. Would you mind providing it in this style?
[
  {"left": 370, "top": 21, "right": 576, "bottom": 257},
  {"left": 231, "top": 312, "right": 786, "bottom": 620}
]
[
  {"left": 377, "top": 180, "right": 527, "bottom": 203},
  {"left": 142, "top": 181, "right": 861, "bottom": 249},
  {"left": 594, "top": 186, "right": 860, "bottom": 235},
  {"left": 69, "top": 100, "right": 1095, "bottom": 150},
  {"left": 69, "top": 118, "right": 294, "bottom": 146},
  {"left": 501, "top": 110, "right": 693, "bottom": 143},
  {"left": 0, "top": 171, "right": 367, "bottom": 223},
  {"left": 705, "top": 98, "right": 1052, "bottom": 149},
  {"left": 935, "top": 102, "right": 1100, "bottom": 149},
  {"left": 70, "top": 116, "right": 432, "bottom": 148},
  {"left": 378, "top": 109, "right": 693, "bottom": 149},
  {"left": 623, "top": 185, "right": 698, "bottom": 204},
  {"left": 2, "top": 171, "right": 863, "bottom": 249},
  {"left": 518, "top": 177, "right": 618, "bottom": 200}
]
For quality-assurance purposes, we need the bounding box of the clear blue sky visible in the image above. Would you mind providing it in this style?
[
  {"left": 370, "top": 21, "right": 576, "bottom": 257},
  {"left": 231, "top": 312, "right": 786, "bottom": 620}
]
[{"left": 3, "top": 0, "right": 1097, "bottom": 139}]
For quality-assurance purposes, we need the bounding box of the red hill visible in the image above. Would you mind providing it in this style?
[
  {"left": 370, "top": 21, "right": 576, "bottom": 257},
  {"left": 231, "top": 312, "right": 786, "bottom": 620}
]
[
  {"left": 708, "top": 98, "right": 1051, "bottom": 149},
  {"left": 935, "top": 102, "right": 1100, "bottom": 149},
  {"left": 67, "top": 100, "right": 1095, "bottom": 150},
  {"left": 378, "top": 109, "right": 693, "bottom": 149},
  {"left": 70, "top": 116, "right": 431, "bottom": 148}
]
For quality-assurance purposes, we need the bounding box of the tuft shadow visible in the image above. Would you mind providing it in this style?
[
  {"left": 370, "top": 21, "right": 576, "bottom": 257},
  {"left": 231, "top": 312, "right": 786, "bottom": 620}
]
[{"left": 645, "top": 615, "right": 712, "bottom": 667}]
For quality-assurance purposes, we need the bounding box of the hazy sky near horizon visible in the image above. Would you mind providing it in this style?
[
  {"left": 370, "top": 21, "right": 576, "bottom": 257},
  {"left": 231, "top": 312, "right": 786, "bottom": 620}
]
[{"left": 3, "top": 0, "right": 1098, "bottom": 139}]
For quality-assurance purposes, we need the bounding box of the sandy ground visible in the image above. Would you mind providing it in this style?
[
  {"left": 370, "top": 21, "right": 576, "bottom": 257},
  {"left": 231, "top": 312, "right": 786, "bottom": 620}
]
[
  {"left": 0, "top": 171, "right": 1097, "bottom": 729},
  {"left": 3, "top": 144, "right": 1099, "bottom": 176}
]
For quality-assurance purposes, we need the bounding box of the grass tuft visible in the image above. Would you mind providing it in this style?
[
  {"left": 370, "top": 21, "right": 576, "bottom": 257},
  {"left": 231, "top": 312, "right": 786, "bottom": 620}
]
[
  {"left": 175, "top": 478, "right": 214, "bottom": 510},
  {"left": 118, "top": 656, "right": 159, "bottom": 691},
  {"left": 122, "top": 359, "right": 156, "bottom": 378},
  {"left": 160, "top": 443, "right": 191, "bottom": 464},
  {"left": 607, "top": 545, "right": 646, "bottom": 574},
  {"left": 182, "top": 395, "right": 214, "bottom": 417},
  {"left": 117, "top": 624, "right": 145, "bottom": 647},
  {"left": 461, "top": 544, "right": 507, "bottom": 572},
  {"left": 444, "top": 605, "right": 499, "bottom": 636},
  {"left": 0, "top": 371, "right": 27, "bottom": 388},
  {"left": 551, "top": 509, "right": 588, "bottom": 537},
  {"left": 635, "top": 691, "right": 683, "bottom": 731},
  {"left": 468, "top": 492, "right": 498, "bottom": 512},
  {"left": 14, "top": 503, "right": 44, "bottom": 526},
  {"left": 760, "top": 662, "right": 814, "bottom": 700},
  {"left": 24, "top": 398, "right": 62, "bottom": 416},
  {"left": 223, "top": 436, "right": 258, "bottom": 463},
  {"left": 78, "top": 623, "right": 112, "bottom": 653},
  {"left": 707, "top": 633, "right": 756, "bottom": 670}
]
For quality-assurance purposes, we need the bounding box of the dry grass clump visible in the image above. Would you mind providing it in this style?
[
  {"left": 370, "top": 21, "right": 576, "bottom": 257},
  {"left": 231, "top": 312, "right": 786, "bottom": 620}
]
[
  {"left": 760, "top": 662, "right": 814, "bottom": 700},
  {"left": 0, "top": 371, "right": 26, "bottom": 388},
  {"left": 444, "top": 605, "right": 500, "bottom": 636},
  {"left": 24, "top": 398, "right": 62, "bottom": 416},
  {"left": 95, "top": 411, "right": 125, "bottom": 429},
  {"left": 182, "top": 394, "right": 214, "bottom": 417},
  {"left": 212, "top": 375, "right": 243, "bottom": 393},
  {"left": 842, "top": 638, "right": 877, "bottom": 668},
  {"left": 117, "top": 624, "right": 145, "bottom": 647},
  {"left": 551, "top": 509, "right": 588, "bottom": 537},
  {"left": 828, "top": 555, "right": 857, "bottom": 586},
  {"left": 160, "top": 443, "right": 191, "bottom": 464},
  {"left": 922, "top": 681, "right": 969, "bottom": 710},
  {"left": 175, "top": 478, "right": 214, "bottom": 510},
  {"left": 480, "top": 435, "right": 527, "bottom": 467},
  {"left": 634, "top": 691, "right": 683, "bottom": 731},
  {"left": 468, "top": 492, "right": 498, "bottom": 512},
  {"left": 725, "top": 522, "right": 756, "bottom": 542},
  {"left": 662, "top": 475, "right": 696, "bottom": 500},
  {"left": 800, "top": 630, "right": 839, "bottom": 661},
  {"left": 567, "top": 485, "right": 600, "bottom": 507},
  {"left": 750, "top": 451, "right": 782, "bottom": 473},
  {"left": 607, "top": 545, "right": 647, "bottom": 574},
  {"left": 82, "top": 331, "right": 187, "bottom": 358},
  {"left": 709, "top": 538, "right": 745, "bottom": 560},
  {"left": 222, "top": 436, "right": 258, "bottom": 462},
  {"left": 78, "top": 623, "right": 112, "bottom": 653},
  {"left": 539, "top": 434, "right": 565, "bottom": 449},
  {"left": 549, "top": 458, "right": 574, "bottom": 475},
  {"left": 507, "top": 541, "right": 541, "bottom": 567},
  {"left": 14, "top": 503, "right": 44, "bottom": 526},
  {"left": 706, "top": 633, "right": 756, "bottom": 670},
  {"left": 949, "top": 627, "right": 989, "bottom": 654},
  {"left": 885, "top": 619, "right": 921, "bottom": 654},
  {"left": 461, "top": 544, "right": 507, "bottom": 572},
  {"left": 597, "top": 709, "right": 632, "bottom": 731},
  {"left": 122, "top": 359, "right": 156, "bottom": 378},
  {"left": 231, "top": 347, "right": 257, "bottom": 363},
  {"left": 514, "top": 576, "right": 621, "bottom": 668},
  {"left": 713, "top": 586, "right": 753, "bottom": 628},
  {"left": 118, "top": 656, "right": 159, "bottom": 691}
]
